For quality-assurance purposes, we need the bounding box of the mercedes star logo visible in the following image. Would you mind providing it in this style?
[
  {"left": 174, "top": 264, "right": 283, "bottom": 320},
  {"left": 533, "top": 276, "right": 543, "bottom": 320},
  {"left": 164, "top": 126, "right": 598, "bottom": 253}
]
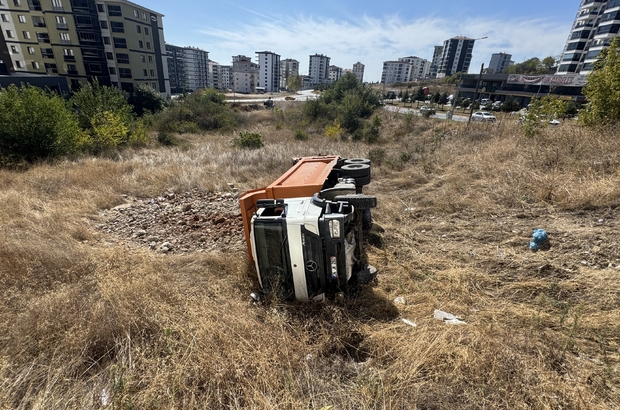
[{"left": 305, "top": 260, "right": 318, "bottom": 272}]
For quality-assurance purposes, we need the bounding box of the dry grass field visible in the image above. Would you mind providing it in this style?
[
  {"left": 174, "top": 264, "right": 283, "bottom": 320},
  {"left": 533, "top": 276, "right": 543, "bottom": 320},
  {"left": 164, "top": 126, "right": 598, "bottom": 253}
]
[{"left": 0, "top": 104, "right": 619, "bottom": 409}]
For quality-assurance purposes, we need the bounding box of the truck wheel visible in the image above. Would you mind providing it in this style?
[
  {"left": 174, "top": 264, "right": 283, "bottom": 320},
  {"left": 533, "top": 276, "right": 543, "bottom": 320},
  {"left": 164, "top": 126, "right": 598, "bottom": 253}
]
[
  {"left": 354, "top": 175, "right": 371, "bottom": 187},
  {"left": 344, "top": 158, "right": 371, "bottom": 165},
  {"left": 334, "top": 194, "right": 377, "bottom": 209},
  {"left": 341, "top": 163, "right": 370, "bottom": 178},
  {"left": 362, "top": 209, "right": 373, "bottom": 230}
]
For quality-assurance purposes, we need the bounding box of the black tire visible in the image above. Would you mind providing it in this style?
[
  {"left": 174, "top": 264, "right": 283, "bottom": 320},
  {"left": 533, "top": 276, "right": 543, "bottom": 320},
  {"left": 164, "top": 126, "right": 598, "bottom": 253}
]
[
  {"left": 362, "top": 209, "right": 373, "bottom": 230},
  {"left": 334, "top": 194, "right": 377, "bottom": 209},
  {"left": 344, "top": 158, "right": 371, "bottom": 165},
  {"left": 340, "top": 163, "right": 370, "bottom": 178},
  {"left": 354, "top": 175, "right": 371, "bottom": 186}
]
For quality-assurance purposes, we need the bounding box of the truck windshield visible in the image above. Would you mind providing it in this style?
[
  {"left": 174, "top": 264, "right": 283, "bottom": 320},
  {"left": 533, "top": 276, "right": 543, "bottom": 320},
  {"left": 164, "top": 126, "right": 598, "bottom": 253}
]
[{"left": 253, "top": 220, "right": 293, "bottom": 298}]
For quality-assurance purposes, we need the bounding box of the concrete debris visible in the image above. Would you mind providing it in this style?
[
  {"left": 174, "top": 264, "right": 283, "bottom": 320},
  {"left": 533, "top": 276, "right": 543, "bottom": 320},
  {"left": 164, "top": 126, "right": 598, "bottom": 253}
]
[{"left": 434, "top": 309, "right": 467, "bottom": 325}]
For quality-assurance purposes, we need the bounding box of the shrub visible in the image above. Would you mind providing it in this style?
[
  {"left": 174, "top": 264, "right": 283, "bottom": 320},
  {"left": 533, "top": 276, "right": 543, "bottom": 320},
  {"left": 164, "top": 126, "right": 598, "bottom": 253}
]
[
  {"left": 0, "top": 84, "right": 81, "bottom": 162},
  {"left": 325, "top": 121, "right": 343, "bottom": 139},
  {"left": 157, "top": 132, "right": 179, "bottom": 146},
  {"left": 233, "top": 132, "right": 264, "bottom": 149},
  {"left": 88, "top": 110, "right": 129, "bottom": 153},
  {"left": 70, "top": 80, "right": 134, "bottom": 131},
  {"left": 368, "top": 148, "right": 386, "bottom": 165},
  {"left": 294, "top": 130, "right": 309, "bottom": 141}
]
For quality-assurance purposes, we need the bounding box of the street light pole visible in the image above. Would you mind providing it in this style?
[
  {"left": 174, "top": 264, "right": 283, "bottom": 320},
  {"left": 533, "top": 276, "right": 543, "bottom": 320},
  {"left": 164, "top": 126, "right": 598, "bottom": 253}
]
[{"left": 448, "top": 36, "right": 488, "bottom": 120}]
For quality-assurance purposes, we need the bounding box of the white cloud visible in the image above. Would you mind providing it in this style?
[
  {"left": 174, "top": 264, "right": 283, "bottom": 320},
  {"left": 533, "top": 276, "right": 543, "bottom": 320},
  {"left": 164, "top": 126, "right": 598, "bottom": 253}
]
[{"left": 195, "top": 14, "right": 569, "bottom": 82}]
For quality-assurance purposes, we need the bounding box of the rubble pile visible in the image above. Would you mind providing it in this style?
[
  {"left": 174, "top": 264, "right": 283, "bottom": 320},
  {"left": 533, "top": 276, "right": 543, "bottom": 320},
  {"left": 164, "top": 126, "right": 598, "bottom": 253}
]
[{"left": 96, "top": 189, "right": 245, "bottom": 254}]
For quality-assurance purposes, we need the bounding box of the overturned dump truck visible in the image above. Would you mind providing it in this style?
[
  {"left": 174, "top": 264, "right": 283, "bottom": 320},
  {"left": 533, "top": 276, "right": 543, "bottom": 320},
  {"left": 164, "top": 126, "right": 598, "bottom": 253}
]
[{"left": 239, "top": 156, "right": 378, "bottom": 301}]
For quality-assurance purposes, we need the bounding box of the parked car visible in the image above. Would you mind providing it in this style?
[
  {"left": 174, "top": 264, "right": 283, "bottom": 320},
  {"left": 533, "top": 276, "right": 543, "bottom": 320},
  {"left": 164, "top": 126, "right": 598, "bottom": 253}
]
[{"left": 472, "top": 111, "right": 496, "bottom": 122}]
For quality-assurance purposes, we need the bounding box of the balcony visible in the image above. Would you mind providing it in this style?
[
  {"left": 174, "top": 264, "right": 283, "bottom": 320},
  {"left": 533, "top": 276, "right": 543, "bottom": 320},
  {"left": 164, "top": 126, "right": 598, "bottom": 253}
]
[
  {"left": 67, "top": 70, "right": 79, "bottom": 75},
  {"left": 28, "top": 0, "right": 42, "bottom": 11},
  {"left": 60, "top": 38, "right": 71, "bottom": 44},
  {"left": 64, "top": 55, "right": 75, "bottom": 62},
  {"left": 52, "top": 5, "right": 64, "bottom": 11},
  {"left": 56, "top": 23, "right": 68, "bottom": 30},
  {"left": 33, "top": 21, "right": 46, "bottom": 28}
]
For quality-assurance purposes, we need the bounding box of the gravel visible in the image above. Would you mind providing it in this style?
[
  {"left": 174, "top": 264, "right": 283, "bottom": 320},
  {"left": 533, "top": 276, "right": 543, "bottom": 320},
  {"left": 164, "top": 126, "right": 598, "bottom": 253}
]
[{"left": 96, "top": 188, "right": 245, "bottom": 254}]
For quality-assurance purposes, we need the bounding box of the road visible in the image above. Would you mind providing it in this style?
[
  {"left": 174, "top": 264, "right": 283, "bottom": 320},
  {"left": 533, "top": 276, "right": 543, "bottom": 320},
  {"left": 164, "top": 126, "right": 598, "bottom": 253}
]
[{"left": 225, "top": 91, "right": 470, "bottom": 122}]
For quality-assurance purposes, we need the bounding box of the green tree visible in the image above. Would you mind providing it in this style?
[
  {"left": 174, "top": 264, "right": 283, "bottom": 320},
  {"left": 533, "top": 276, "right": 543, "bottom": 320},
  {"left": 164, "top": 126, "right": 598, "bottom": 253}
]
[
  {"left": 128, "top": 85, "right": 164, "bottom": 117},
  {"left": 401, "top": 90, "right": 410, "bottom": 103},
  {"left": 521, "top": 96, "right": 568, "bottom": 137},
  {"left": 287, "top": 75, "right": 302, "bottom": 93},
  {"left": 70, "top": 80, "right": 134, "bottom": 130},
  {"left": 0, "top": 84, "right": 80, "bottom": 162},
  {"left": 503, "top": 56, "right": 557, "bottom": 75},
  {"left": 580, "top": 36, "right": 620, "bottom": 125},
  {"left": 414, "top": 87, "right": 425, "bottom": 101}
]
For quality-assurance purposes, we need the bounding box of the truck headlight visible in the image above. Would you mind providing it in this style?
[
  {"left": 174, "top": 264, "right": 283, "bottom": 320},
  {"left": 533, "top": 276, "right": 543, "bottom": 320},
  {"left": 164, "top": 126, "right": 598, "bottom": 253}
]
[
  {"left": 329, "top": 220, "right": 340, "bottom": 238},
  {"left": 330, "top": 256, "right": 338, "bottom": 278}
]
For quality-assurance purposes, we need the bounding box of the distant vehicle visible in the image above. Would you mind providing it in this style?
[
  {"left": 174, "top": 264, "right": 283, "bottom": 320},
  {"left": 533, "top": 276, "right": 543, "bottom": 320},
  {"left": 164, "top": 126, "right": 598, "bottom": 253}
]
[
  {"left": 472, "top": 111, "right": 496, "bottom": 122},
  {"left": 420, "top": 105, "right": 436, "bottom": 116},
  {"left": 264, "top": 98, "right": 274, "bottom": 109},
  {"left": 480, "top": 98, "right": 491, "bottom": 106}
]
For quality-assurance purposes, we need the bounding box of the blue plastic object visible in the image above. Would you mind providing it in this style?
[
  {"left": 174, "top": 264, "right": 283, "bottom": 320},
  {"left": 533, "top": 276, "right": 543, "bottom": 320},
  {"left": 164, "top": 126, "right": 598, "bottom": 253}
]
[{"left": 529, "top": 229, "right": 548, "bottom": 250}]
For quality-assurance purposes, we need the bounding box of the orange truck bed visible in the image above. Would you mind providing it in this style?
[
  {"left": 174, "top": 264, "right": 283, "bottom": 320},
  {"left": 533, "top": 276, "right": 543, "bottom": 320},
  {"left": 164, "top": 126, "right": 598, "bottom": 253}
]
[{"left": 239, "top": 155, "right": 340, "bottom": 259}]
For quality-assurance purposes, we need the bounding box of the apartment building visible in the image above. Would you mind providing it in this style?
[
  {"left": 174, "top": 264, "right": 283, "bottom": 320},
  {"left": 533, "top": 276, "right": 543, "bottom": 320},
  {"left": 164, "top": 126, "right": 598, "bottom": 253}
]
[
  {"left": 557, "top": 0, "right": 620, "bottom": 75},
  {"left": 328, "top": 65, "right": 342, "bottom": 83},
  {"left": 436, "top": 36, "right": 476, "bottom": 78},
  {"left": 308, "top": 53, "right": 329, "bottom": 86},
  {"left": 166, "top": 43, "right": 207, "bottom": 93},
  {"left": 279, "top": 57, "right": 298, "bottom": 89},
  {"left": 352, "top": 61, "right": 364, "bottom": 82},
  {"left": 487, "top": 52, "right": 513, "bottom": 74},
  {"left": 429, "top": 45, "right": 443, "bottom": 78},
  {"left": 256, "top": 50, "right": 279, "bottom": 93},
  {"left": 381, "top": 60, "right": 412, "bottom": 84},
  {"left": 399, "top": 56, "right": 430, "bottom": 79},
  {"left": 0, "top": 0, "right": 170, "bottom": 95},
  {"left": 231, "top": 54, "right": 257, "bottom": 93}
]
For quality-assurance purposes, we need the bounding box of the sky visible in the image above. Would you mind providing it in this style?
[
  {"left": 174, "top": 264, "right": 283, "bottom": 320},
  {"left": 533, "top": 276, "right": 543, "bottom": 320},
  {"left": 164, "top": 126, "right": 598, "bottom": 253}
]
[{"left": 146, "top": 0, "right": 580, "bottom": 83}]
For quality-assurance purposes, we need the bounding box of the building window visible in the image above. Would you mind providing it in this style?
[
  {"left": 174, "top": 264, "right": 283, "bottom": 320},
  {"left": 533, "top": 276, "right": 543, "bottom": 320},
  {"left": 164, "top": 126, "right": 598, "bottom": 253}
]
[
  {"left": 32, "top": 61, "right": 39, "bottom": 69},
  {"left": 100, "top": 20, "right": 108, "bottom": 29},
  {"left": 110, "top": 21, "right": 124, "bottom": 33},
  {"left": 107, "top": 5, "right": 121, "bottom": 16},
  {"left": 44, "top": 62, "right": 57, "bottom": 73},
  {"left": 115, "top": 53, "right": 129, "bottom": 64},
  {"left": 113, "top": 37, "right": 127, "bottom": 48},
  {"left": 140, "top": 55, "right": 145, "bottom": 62},
  {"left": 15, "top": 60, "right": 23, "bottom": 68},
  {"left": 142, "top": 12, "right": 147, "bottom": 20},
  {"left": 13, "top": 0, "right": 20, "bottom": 6},
  {"left": 56, "top": 16, "right": 67, "bottom": 29},
  {"left": 106, "top": 52, "right": 113, "bottom": 60},
  {"left": 136, "top": 25, "right": 141, "bottom": 34},
  {"left": 10, "top": 45, "right": 17, "bottom": 53},
  {"left": 63, "top": 48, "right": 73, "bottom": 56},
  {"left": 60, "top": 32, "right": 70, "bottom": 43},
  {"left": 144, "top": 27, "right": 149, "bottom": 35},
  {"left": 109, "top": 67, "right": 116, "bottom": 74},
  {"left": 103, "top": 36, "right": 110, "bottom": 44},
  {"left": 52, "top": 0, "right": 62, "bottom": 10},
  {"left": 150, "top": 69, "right": 154, "bottom": 76},
  {"left": 97, "top": 3, "right": 104, "bottom": 12},
  {"left": 118, "top": 67, "right": 132, "bottom": 78},
  {"left": 18, "top": 15, "right": 26, "bottom": 23},
  {"left": 143, "top": 68, "right": 147, "bottom": 76},
  {"left": 134, "top": 9, "right": 139, "bottom": 17},
  {"left": 27, "top": 46, "right": 34, "bottom": 54},
  {"left": 138, "top": 40, "right": 143, "bottom": 48},
  {"left": 148, "top": 55, "right": 153, "bottom": 63},
  {"left": 146, "top": 42, "right": 150, "bottom": 49},
  {"left": 5, "top": 30, "right": 14, "bottom": 38},
  {"left": 1, "top": 14, "right": 8, "bottom": 23},
  {"left": 41, "top": 47, "right": 53, "bottom": 58},
  {"left": 22, "top": 30, "right": 30, "bottom": 39}
]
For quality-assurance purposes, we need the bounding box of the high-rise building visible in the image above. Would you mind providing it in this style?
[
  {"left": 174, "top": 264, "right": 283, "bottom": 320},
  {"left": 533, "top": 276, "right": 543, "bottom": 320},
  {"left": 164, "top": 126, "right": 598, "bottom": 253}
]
[
  {"left": 231, "top": 54, "right": 258, "bottom": 93},
  {"left": 328, "top": 65, "right": 342, "bottom": 83},
  {"left": 429, "top": 45, "right": 443, "bottom": 78},
  {"left": 352, "top": 61, "right": 364, "bottom": 82},
  {"left": 436, "top": 36, "right": 476, "bottom": 78},
  {"left": 256, "top": 50, "right": 280, "bottom": 93},
  {"left": 487, "top": 52, "right": 513, "bottom": 74},
  {"left": 399, "top": 56, "right": 430, "bottom": 79},
  {"left": 279, "top": 58, "right": 299, "bottom": 89},
  {"left": 0, "top": 0, "right": 170, "bottom": 95},
  {"left": 166, "top": 44, "right": 208, "bottom": 93},
  {"left": 308, "top": 53, "right": 329, "bottom": 86},
  {"left": 381, "top": 60, "right": 412, "bottom": 84},
  {"left": 557, "top": 0, "right": 620, "bottom": 75}
]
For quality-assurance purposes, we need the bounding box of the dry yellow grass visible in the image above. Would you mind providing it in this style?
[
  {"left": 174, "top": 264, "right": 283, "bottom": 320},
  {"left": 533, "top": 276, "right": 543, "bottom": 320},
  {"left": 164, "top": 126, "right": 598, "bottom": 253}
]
[{"left": 0, "top": 107, "right": 618, "bottom": 409}]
